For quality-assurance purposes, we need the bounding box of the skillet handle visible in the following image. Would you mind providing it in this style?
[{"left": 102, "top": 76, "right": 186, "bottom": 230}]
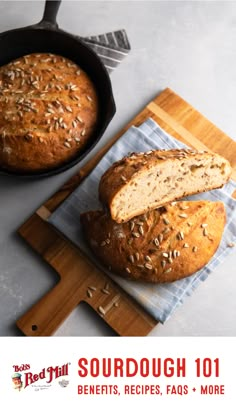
[{"left": 39, "top": 0, "right": 61, "bottom": 28}]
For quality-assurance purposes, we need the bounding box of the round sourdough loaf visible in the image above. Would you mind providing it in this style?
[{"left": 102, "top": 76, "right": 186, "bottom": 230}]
[
  {"left": 80, "top": 200, "right": 226, "bottom": 284},
  {"left": 0, "top": 53, "right": 98, "bottom": 173}
]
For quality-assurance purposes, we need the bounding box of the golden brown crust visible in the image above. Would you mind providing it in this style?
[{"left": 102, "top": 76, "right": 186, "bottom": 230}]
[
  {"left": 99, "top": 149, "right": 231, "bottom": 223},
  {"left": 80, "top": 200, "right": 226, "bottom": 284},
  {"left": 0, "top": 53, "right": 98, "bottom": 172}
]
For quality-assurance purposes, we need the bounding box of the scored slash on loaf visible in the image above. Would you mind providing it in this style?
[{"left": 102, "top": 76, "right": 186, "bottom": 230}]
[
  {"left": 0, "top": 53, "right": 98, "bottom": 172},
  {"left": 99, "top": 149, "right": 232, "bottom": 223},
  {"left": 80, "top": 200, "right": 226, "bottom": 284}
]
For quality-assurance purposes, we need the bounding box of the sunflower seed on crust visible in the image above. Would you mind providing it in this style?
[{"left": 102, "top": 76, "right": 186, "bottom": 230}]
[
  {"left": 145, "top": 263, "right": 153, "bottom": 270},
  {"left": 154, "top": 238, "right": 160, "bottom": 247},
  {"left": 163, "top": 217, "right": 170, "bottom": 225},
  {"left": 128, "top": 255, "right": 135, "bottom": 263},
  {"left": 139, "top": 226, "right": 144, "bottom": 235},
  {"left": 158, "top": 234, "right": 163, "bottom": 243}
]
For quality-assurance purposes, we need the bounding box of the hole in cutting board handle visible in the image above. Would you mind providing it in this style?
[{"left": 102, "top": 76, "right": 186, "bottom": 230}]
[{"left": 32, "top": 324, "right": 38, "bottom": 331}]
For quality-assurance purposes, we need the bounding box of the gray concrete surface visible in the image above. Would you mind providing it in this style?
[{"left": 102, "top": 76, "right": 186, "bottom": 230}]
[{"left": 0, "top": 1, "right": 235, "bottom": 336}]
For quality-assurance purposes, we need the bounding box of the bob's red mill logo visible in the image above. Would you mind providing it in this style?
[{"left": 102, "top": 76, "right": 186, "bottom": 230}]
[{"left": 12, "top": 363, "right": 70, "bottom": 389}]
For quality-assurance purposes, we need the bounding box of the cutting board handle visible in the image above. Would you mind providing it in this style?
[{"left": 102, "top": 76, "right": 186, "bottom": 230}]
[
  {"left": 17, "top": 214, "right": 157, "bottom": 337},
  {"left": 16, "top": 279, "right": 83, "bottom": 336}
]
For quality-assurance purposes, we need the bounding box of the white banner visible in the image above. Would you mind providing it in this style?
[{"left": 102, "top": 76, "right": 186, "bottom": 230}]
[{"left": 0, "top": 337, "right": 234, "bottom": 419}]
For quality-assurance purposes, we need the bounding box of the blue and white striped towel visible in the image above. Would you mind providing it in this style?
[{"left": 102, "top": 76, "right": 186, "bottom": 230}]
[
  {"left": 48, "top": 118, "right": 236, "bottom": 323},
  {"left": 81, "top": 29, "right": 131, "bottom": 73}
]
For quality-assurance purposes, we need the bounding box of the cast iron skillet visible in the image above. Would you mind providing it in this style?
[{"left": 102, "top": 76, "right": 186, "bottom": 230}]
[{"left": 0, "top": 0, "right": 116, "bottom": 177}]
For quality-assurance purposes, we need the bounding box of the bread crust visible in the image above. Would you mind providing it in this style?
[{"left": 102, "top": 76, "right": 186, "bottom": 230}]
[
  {"left": 99, "top": 149, "right": 231, "bottom": 223},
  {"left": 80, "top": 201, "right": 226, "bottom": 284},
  {"left": 0, "top": 53, "right": 98, "bottom": 172}
]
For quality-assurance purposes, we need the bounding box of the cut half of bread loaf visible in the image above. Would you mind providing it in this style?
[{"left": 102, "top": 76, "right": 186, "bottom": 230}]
[
  {"left": 99, "top": 149, "right": 231, "bottom": 223},
  {"left": 80, "top": 200, "right": 226, "bottom": 284}
]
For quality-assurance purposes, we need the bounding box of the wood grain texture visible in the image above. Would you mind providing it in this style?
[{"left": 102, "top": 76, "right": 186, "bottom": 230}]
[
  {"left": 153, "top": 89, "right": 236, "bottom": 180},
  {"left": 17, "top": 87, "right": 236, "bottom": 336},
  {"left": 17, "top": 214, "right": 156, "bottom": 336}
]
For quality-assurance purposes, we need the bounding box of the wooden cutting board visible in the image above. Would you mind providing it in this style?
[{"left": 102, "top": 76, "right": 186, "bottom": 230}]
[{"left": 16, "top": 88, "right": 236, "bottom": 337}]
